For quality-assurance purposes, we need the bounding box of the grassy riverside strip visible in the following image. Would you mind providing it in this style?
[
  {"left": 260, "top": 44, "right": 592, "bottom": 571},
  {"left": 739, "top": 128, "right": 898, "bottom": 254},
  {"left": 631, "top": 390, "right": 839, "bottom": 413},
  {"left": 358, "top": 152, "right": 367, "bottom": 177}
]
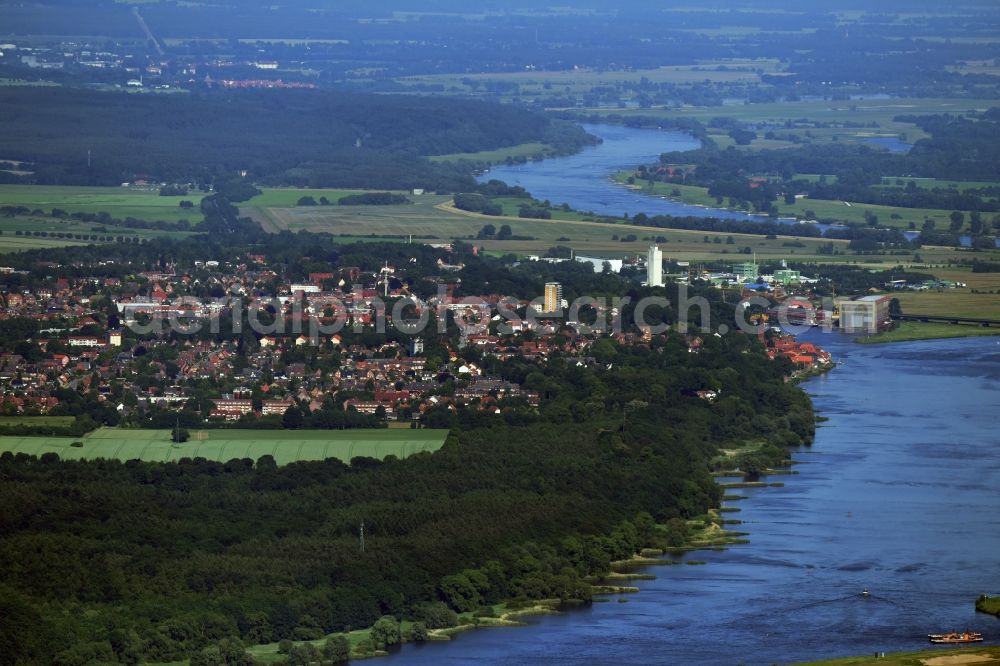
[
  {"left": 795, "top": 647, "right": 1000, "bottom": 666},
  {"left": 856, "top": 322, "right": 1000, "bottom": 345},
  {"left": 428, "top": 142, "right": 555, "bottom": 163},
  {"left": 977, "top": 595, "right": 1000, "bottom": 617},
  {"left": 245, "top": 191, "right": 864, "bottom": 259},
  {"left": 612, "top": 172, "right": 978, "bottom": 232}
]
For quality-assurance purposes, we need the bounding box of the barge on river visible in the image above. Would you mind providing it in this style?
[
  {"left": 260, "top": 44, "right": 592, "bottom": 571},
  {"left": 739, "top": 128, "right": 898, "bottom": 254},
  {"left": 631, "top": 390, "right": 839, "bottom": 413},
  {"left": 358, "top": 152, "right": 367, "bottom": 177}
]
[{"left": 927, "top": 631, "right": 983, "bottom": 644}]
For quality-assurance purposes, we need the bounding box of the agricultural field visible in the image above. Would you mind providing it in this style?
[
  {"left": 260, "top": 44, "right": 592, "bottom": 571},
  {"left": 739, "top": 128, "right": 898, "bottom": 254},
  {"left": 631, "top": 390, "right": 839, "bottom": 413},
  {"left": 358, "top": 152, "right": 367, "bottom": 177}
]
[
  {"left": 824, "top": 261, "right": 1000, "bottom": 321},
  {"left": 0, "top": 416, "right": 75, "bottom": 428},
  {"left": 398, "top": 60, "right": 782, "bottom": 102},
  {"left": 429, "top": 142, "right": 552, "bottom": 163},
  {"left": 0, "top": 427, "right": 449, "bottom": 465},
  {"left": 243, "top": 192, "right": 450, "bottom": 235},
  {"left": 616, "top": 177, "right": 978, "bottom": 231},
  {"left": 891, "top": 267, "right": 1000, "bottom": 320},
  {"left": 0, "top": 212, "right": 200, "bottom": 252},
  {"left": 0, "top": 233, "right": 96, "bottom": 253},
  {"left": 247, "top": 188, "right": 376, "bottom": 208},
  {"left": 858, "top": 320, "right": 1000, "bottom": 344},
  {"left": 243, "top": 188, "right": 1000, "bottom": 266},
  {"left": 243, "top": 191, "right": 857, "bottom": 260},
  {"left": 875, "top": 177, "right": 1000, "bottom": 191},
  {"left": 0, "top": 184, "right": 206, "bottom": 223},
  {"left": 0, "top": 79, "right": 61, "bottom": 87}
]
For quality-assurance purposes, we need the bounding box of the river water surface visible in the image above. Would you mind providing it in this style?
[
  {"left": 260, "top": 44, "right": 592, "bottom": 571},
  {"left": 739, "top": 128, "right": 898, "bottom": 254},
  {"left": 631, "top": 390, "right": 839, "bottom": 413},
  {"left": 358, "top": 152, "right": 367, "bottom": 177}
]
[
  {"left": 400, "top": 124, "right": 1000, "bottom": 664},
  {"left": 479, "top": 124, "right": 774, "bottom": 223},
  {"left": 386, "top": 334, "right": 1000, "bottom": 664},
  {"left": 479, "top": 124, "right": 1000, "bottom": 247}
]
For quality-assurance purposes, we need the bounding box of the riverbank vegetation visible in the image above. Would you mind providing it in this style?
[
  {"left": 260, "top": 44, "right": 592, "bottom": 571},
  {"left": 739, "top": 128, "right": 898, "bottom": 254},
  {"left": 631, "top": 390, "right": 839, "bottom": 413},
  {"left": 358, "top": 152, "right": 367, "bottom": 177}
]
[
  {"left": 977, "top": 595, "right": 1000, "bottom": 617},
  {"left": 797, "top": 646, "right": 1000, "bottom": 666},
  {"left": 614, "top": 172, "right": 979, "bottom": 233},
  {"left": 857, "top": 322, "right": 1000, "bottom": 345}
]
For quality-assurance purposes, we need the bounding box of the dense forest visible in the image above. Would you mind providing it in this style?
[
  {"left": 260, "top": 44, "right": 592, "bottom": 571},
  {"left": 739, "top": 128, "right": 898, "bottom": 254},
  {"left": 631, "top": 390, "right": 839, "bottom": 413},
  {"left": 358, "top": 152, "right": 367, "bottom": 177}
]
[
  {"left": 0, "top": 88, "right": 594, "bottom": 189},
  {"left": 0, "top": 227, "right": 816, "bottom": 664},
  {"left": 0, "top": 333, "right": 813, "bottom": 665}
]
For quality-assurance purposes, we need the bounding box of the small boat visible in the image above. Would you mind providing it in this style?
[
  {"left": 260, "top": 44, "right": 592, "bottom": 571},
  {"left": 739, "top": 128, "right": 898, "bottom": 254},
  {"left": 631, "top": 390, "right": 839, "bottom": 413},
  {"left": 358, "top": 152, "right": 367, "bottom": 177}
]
[
  {"left": 927, "top": 631, "right": 983, "bottom": 644},
  {"left": 860, "top": 588, "right": 870, "bottom": 598}
]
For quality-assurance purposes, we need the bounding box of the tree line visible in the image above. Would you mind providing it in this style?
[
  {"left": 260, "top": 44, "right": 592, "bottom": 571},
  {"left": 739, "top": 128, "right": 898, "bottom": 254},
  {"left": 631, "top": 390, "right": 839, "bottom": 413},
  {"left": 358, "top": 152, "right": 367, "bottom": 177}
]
[{"left": 0, "top": 87, "right": 593, "bottom": 191}]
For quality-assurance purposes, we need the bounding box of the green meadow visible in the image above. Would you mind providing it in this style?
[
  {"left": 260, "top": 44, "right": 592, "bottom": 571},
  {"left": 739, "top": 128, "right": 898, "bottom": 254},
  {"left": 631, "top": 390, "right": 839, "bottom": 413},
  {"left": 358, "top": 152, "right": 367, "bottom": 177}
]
[
  {"left": 796, "top": 646, "right": 1000, "bottom": 666},
  {"left": 0, "top": 184, "right": 206, "bottom": 222},
  {"left": 0, "top": 427, "right": 449, "bottom": 465},
  {"left": 243, "top": 192, "right": 861, "bottom": 260},
  {"left": 616, "top": 176, "right": 977, "bottom": 231},
  {"left": 244, "top": 188, "right": 1000, "bottom": 266},
  {"left": 0, "top": 416, "right": 75, "bottom": 428},
  {"left": 857, "top": 321, "right": 1000, "bottom": 344},
  {"left": 429, "top": 142, "right": 552, "bottom": 163},
  {"left": 246, "top": 188, "right": 377, "bottom": 207},
  {"left": 575, "top": 97, "right": 1000, "bottom": 147},
  {"left": 399, "top": 60, "right": 782, "bottom": 100}
]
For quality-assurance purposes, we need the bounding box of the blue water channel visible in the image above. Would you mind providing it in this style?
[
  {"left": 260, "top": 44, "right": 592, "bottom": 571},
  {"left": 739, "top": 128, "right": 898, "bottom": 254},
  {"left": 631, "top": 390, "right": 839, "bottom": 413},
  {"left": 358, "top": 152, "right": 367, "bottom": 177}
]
[{"left": 385, "top": 334, "right": 1000, "bottom": 664}]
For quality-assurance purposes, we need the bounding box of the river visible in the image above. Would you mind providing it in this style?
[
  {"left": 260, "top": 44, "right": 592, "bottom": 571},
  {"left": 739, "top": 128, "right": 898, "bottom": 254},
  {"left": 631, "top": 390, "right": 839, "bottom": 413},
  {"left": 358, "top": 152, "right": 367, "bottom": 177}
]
[
  {"left": 479, "top": 124, "right": 777, "bottom": 223},
  {"left": 385, "top": 333, "right": 1000, "bottom": 665},
  {"left": 480, "top": 124, "right": 1000, "bottom": 247}
]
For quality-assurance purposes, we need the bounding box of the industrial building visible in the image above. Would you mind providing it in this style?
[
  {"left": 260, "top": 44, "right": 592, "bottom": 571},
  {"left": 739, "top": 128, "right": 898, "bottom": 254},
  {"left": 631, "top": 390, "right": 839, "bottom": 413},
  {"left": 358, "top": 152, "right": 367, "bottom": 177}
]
[
  {"left": 837, "top": 295, "right": 892, "bottom": 334},
  {"left": 773, "top": 268, "right": 802, "bottom": 286},
  {"left": 576, "top": 255, "right": 624, "bottom": 274},
  {"left": 733, "top": 261, "right": 759, "bottom": 282}
]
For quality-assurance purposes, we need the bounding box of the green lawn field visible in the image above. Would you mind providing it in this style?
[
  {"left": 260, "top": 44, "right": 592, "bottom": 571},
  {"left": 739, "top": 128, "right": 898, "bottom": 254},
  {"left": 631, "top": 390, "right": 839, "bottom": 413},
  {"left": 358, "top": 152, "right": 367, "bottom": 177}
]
[
  {"left": 616, "top": 175, "right": 983, "bottom": 231},
  {"left": 891, "top": 268, "right": 1000, "bottom": 319},
  {"left": 0, "top": 234, "right": 96, "bottom": 252},
  {"left": 0, "top": 184, "right": 206, "bottom": 223},
  {"left": 876, "top": 176, "right": 1000, "bottom": 191},
  {"left": 0, "top": 213, "right": 200, "bottom": 251},
  {"left": 240, "top": 185, "right": 1000, "bottom": 283},
  {"left": 571, "top": 97, "right": 1000, "bottom": 148},
  {"left": 0, "top": 416, "right": 75, "bottom": 428},
  {"left": 0, "top": 427, "right": 448, "bottom": 465},
  {"left": 243, "top": 192, "right": 859, "bottom": 260},
  {"left": 796, "top": 646, "right": 1000, "bottom": 666},
  {"left": 858, "top": 321, "right": 1000, "bottom": 344},
  {"left": 429, "top": 142, "right": 552, "bottom": 163},
  {"left": 243, "top": 189, "right": 1000, "bottom": 266},
  {"left": 399, "top": 60, "right": 781, "bottom": 101},
  {"left": 246, "top": 188, "right": 376, "bottom": 207}
]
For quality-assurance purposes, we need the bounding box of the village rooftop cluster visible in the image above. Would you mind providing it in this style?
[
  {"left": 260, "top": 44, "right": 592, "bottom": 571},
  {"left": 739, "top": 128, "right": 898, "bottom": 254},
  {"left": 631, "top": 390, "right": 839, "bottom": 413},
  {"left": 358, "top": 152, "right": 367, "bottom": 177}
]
[{"left": 0, "top": 248, "right": 841, "bottom": 426}]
